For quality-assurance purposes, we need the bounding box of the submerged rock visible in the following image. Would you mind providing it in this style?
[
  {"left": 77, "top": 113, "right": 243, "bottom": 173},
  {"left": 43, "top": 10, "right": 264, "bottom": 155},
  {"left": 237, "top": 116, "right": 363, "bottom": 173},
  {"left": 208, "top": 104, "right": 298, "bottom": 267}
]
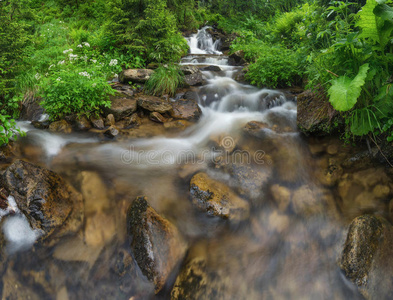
[
  {"left": 138, "top": 95, "right": 172, "bottom": 114},
  {"left": 0, "top": 160, "right": 82, "bottom": 240},
  {"left": 126, "top": 113, "right": 142, "bottom": 128},
  {"left": 49, "top": 120, "right": 72, "bottom": 133},
  {"left": 170, "top": 98, "right": 202, "bottom": 121},
  {"left": 119, "top": 69, "right": 154, "bottom": 84},
  {"left": 127, "top": 196, "right": 186, "bottom": 294},
  {"left": 189, "top": 172, "right": 250, "bottom": 221},
  {"left": 104, "top": 125, "right": 119, "bottom": 138},
  {"left": 340, "top": 215, "right": 393, "bottom": 299},
  {"left": 104, "top": 95, "right": 137, "bottom": 121}
]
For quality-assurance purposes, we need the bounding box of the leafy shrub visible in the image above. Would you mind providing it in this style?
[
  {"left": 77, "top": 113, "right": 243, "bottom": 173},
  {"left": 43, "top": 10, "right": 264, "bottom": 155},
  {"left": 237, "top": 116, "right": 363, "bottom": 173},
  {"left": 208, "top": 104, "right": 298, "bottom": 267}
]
[
  {"left": 0, "top": 115, "right": 23, "bottom": 145},
  {"left": 245, "top": 44, "right": 303, "bottom": 88},
  {"left": 144, "top": 65, "right": 184, "bottom": 97}
]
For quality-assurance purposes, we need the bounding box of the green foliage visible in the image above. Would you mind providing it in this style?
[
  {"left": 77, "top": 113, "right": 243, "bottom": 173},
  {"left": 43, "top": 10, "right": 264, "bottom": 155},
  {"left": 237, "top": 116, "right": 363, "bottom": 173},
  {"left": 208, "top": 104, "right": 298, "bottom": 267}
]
[
  {"left": 37, "top": 45, "right": 118, "bottom": 120},
  {"left": 328, "top": 63, "right": 369, "bottom": 111},
  {"left": 245, "top": 44, "right": 303, "bottom": 88},
  {"left": 144, "top": 65, "right": 184, "bottom": 97},
  {"left": 0, "top": 115, "right": 24, "bottom": 145}
]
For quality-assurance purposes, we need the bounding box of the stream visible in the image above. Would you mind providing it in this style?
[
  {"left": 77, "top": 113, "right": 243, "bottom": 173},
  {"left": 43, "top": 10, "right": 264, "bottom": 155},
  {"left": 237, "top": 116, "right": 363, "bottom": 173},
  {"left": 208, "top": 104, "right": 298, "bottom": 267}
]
[{"left": 1, "top": 26, "right": 376, "bottom": 299}]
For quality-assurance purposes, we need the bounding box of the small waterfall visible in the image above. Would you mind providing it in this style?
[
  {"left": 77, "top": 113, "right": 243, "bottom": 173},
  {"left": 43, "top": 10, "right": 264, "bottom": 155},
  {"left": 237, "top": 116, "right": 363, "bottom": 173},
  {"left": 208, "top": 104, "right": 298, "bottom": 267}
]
[{"left": 187, "top": 26, "right": 222, "bottom": 55}]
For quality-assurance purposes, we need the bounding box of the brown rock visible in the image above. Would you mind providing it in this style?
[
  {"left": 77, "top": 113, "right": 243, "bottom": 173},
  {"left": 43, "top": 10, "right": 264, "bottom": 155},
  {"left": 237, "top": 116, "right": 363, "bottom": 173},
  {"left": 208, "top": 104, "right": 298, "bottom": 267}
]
[
  {"left": 0, "top": 160, "right": 82, "bottom": 240},
  {"left": 170, "top": 99, "right": 202, "bottom": 121},
  {"left": 163, "top": 120, "right": 192, "bottom": 130},
  {"left": 149, "top": 112, "right": 167, "bottom": 123},
  {"left": 190, "top": 172, "right": 250, "bottom": 221},
  {"left": 104, "top": 125, "right": 119, "bottom": 138},
  {"left": 75, "top": 115, "right": 92, "bottom": 131},
  {"left": 90, "top": 116, "right": 105, "bottom": 129},
  {"left": 105, "top": 114, "right": 115, "bottom": 126},
  {"left": 292, "top": 185, "right": 324, "bottom": 216},
  {"left": 119, "top": 69, "right": 154, "bottom": 84},
  {"left": 138, "top": 95, "right": 172, "bottom": 114},
  {"left": 243, "top": 121, "right": 270, "bottom": 139},
  {"left": 340, "top": 215, "right": 393, "bottom": 299},
  {"left": 271, "top": 184, "right": 292, "bottom": 212},
  {"left": 127, "top": 196, "right": 186, "bottom": 293},
  {"left": 104, "top": 95, "right": 137, "bottom": 121},
  {"left": 49, "top": 120, "right": 72, "bottom": 133},
  {"left": 126, "top": 113, "right": 141, "bottom": 128}
]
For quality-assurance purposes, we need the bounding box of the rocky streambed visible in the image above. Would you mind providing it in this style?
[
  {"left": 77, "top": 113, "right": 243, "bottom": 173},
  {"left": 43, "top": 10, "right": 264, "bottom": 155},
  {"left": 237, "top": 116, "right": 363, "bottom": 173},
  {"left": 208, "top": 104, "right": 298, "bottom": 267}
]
[{"left": 0, "top": 27, "right": 392, "bottom": 300}]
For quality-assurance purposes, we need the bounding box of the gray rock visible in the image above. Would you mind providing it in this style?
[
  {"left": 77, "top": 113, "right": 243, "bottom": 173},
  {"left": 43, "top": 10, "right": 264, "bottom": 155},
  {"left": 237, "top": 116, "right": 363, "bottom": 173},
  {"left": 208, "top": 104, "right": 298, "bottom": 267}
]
[
  {"left": 184, "top": 72, "right": 204, "bottom": 86},
  {"left": 180, "top": 65, "right": 199, "bottom": 75}
]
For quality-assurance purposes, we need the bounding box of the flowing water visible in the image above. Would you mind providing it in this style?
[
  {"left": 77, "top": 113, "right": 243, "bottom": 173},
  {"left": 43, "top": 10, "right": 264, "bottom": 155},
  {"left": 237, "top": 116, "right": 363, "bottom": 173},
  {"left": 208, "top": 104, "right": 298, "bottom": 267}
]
[{"left": 2, "top": 26, "right": 369, "bottom": 299}]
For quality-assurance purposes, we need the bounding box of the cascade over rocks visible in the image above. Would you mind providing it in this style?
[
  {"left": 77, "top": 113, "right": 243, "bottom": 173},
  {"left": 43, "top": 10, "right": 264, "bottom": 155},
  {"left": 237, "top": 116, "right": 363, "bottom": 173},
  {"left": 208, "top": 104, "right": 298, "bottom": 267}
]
[
  {"left": 0, "top": 160, "right": 83, "bottom": 241},
  {"left": 119, "top": 69, "right": 154, "bottom": 84},
  {"left": 127, "top": 196, "right": 187, "bottom": 294}
]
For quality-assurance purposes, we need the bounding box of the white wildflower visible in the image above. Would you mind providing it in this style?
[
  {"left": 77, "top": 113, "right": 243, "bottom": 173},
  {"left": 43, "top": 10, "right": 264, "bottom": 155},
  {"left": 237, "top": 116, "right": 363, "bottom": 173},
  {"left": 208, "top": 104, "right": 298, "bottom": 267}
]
[
  {"left": 58, "top": 60, "right": 65, "bottom": 65},
  {"left": 307, "top": 33, "right": 312, "bottom": 39},
  {"left": 77, "top": 44, "right": 83, "bottom": 48},
  {"left": 114, "top": 73, "right": 118, "bottom": 78},
  {"left": 63, "top": 49, "right": 73, "bottom": 54},
  {"left": 92, "top": 83, "right": 97, "bottom": 87},
  {"left": 56, "top": 77, "right": 61, "bottom": 81},
  {"left": 109, "top": 59, "right": 118, "bottom": 66},
  {"left": 45, "top": 72, "right": 49, "bottom": 76},
  {"left": 49, "top": 64, "right": 55, "bottom": 69},
  {"left": 69, "top": 53, "right": 78, "bottom": 61},
  {"left": 34, "top": 73, "right": 41, "bottom": 80},
  {"left": 82, "top": 42, "right": 90, "bottom": 47},
  {"left": 79, "top": 71, "right": 91, "bottom": 79},
  {"left": 90, "top": 59, "right": 97, "bottom": 63}
]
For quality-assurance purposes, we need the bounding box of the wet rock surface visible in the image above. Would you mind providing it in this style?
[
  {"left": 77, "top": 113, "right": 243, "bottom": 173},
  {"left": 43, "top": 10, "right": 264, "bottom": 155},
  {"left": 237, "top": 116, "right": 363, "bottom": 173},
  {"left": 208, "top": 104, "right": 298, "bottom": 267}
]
[
  {"left": 127, "top": 196, "right": 186, "bottom": 293},
  {"left": 340, "top": 215, "right": 393, "bottom": 299},
  {"left": 0, "top": 160, "right": 82, "bottom": 240},
  {"left": 190, "top": 172, "right": 250, "bottom": 221},
  {"left": 184, "top": 71, "right": 204, "bottom": 86},
  {"left": 48, "top": 120, "right": 72, "bottom": 133}
]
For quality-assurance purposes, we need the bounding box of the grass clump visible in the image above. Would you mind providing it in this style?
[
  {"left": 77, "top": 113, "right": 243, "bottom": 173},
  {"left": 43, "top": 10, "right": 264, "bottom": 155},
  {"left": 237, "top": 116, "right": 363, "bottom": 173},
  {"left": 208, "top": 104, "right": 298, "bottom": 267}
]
[{"left": 144, "top": 65, "right": 184, "bottom": 97}]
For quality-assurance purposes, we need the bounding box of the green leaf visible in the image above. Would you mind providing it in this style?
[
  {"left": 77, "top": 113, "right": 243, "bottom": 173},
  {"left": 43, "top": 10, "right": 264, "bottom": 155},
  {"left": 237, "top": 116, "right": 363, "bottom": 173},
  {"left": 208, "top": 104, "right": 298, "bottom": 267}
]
[
  {"left": 374, "top": 3, "right": 393, "bottom": 21},
  {"left": 356, "top": 0, "right": 382, "bottom": 44},
  {"left": 328, "top": 63, "right": 370, "bottom": 111}
]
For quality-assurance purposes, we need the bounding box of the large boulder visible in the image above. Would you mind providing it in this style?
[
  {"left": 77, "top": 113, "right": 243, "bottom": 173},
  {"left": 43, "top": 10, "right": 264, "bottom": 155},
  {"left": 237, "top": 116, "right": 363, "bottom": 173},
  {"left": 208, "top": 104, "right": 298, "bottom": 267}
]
[
  {"left": 297, "top": 86, "right": 341, "bottom": 136},
  {"left": 340, "top": 215, "right": 393, "bottom": 299},
  {"left": 0, "top": 160, "right": 82, "bottom": 240},
  {"left": 127, "top": 196, "right": 186, "bottom": 294},
  {"left": 189, "top": 172, "right": 250, "bottom": 221},
  {"left": 137, "top": 95, "right": 172, "bottom": 114},
  {"left": 119, "top": 69, "right": 154, "bottom": 84},
  {"left": 19, "top": 97, "right": 44, "bottom": 122},
  {"left": 103, "top": 94, "right": 137, "bottom": 121},
  {"left": 170, "top": 99, "right": 202, "bottom": 121},
  {"left": 180, "top": 65, "right": 199, "bottom": 76}
]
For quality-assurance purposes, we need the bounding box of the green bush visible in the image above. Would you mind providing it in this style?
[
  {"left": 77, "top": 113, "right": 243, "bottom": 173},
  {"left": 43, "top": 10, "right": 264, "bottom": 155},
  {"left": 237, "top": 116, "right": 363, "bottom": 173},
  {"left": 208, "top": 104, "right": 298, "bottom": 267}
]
[
  {"left": 245, "top": 44, "right": 303, "bottom": 88},
  {"left": 144, "top": 64, "right": 184, "bottom": 97}
]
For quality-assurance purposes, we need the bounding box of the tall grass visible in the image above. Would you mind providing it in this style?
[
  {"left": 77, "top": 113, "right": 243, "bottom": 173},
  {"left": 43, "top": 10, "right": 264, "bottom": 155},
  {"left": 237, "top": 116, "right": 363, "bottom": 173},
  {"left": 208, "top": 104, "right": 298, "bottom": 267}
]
[{"left": 144, "top": 64, "right": 184, "bottom": 97}]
